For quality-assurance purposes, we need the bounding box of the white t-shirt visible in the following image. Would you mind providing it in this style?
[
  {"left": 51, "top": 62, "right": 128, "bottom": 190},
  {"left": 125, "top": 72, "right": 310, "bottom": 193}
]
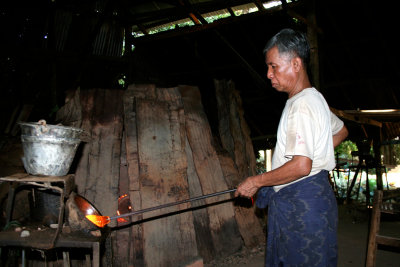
[{"left": 272, "top": 87, "right": 344, "bottom": 191}]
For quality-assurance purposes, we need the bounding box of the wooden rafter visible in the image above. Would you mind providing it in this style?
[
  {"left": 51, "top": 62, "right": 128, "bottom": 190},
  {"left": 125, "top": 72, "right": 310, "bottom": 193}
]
[
  {"left": 280, "top": 0, "right": 323, "bottom": 34},
  {"left": 179, "top": 0, "right": 208, "bottom": 25},
  {"left": 330, "top": 107, "right": 382, "bottom": 128},
  {"left": 128, "top": 0, "right": 301, "bottom": 32},
  {"left": 133, "top": 3, "right": 291, "bottom": 43}
]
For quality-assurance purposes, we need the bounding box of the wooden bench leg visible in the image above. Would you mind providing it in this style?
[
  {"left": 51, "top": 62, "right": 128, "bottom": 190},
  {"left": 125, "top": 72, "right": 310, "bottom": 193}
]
[
  {"left": 86, "top": 254, "right": 91, "bottom": 267},
  {"left": 21, "top": 248, "right": 26, "bottom": 267},
  {"left": 63, "top": 251, "right": 70, "bottom": 267},
  {"left": 92, "top": 242, "right": 100, "bottom": 267}
]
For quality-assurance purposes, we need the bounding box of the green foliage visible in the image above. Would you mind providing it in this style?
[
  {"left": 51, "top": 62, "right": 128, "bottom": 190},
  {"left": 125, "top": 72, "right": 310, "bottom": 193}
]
[
  {"left": 394, "top": 144, "right": 400, "bottom": 165},
  {"left": 382, "top": 142, "right": 400, "bottom": 166},
  {"left": 335, "top": 139, "right": 400, "bottom": 166},
  {"left": 118, "top": 75, "right": 126, "bottom": 87},
  {"left": 148, "top": 21, "right": 195, "bottom": 34},
  {"left": 335, "top": 140, "right": 357, "bottom": 160},
  {"left": 149, "top": 25, "right": 177, "bottom": 34},
  {"left": 204, "top": 13, "right": 230, "bottom": 23}
]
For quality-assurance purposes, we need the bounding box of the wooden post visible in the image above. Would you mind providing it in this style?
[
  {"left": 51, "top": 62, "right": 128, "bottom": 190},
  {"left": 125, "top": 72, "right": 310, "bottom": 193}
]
[
  {"left": 306, "top": 0, "right": 320, "bottom": 89},
  {"left": 263, "top": 150, "right": 267, "bottom": 170},
  {"left": 366, "top": 190, "right": 382, "bottom": 267},
  {"left": 372, "top": 130, "right": 383, "bottom": 190}
]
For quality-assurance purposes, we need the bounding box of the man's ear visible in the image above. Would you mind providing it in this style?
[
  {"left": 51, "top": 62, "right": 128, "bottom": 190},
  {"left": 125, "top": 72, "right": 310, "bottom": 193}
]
[{"left": 292, "top": 57, "right": 302, "bottom": 72}]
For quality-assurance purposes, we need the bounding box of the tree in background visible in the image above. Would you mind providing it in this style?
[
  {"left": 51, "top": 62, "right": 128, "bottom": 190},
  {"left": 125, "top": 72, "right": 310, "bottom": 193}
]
[{"left": 334, "top": 140, "right": 358, "bottom": 167}]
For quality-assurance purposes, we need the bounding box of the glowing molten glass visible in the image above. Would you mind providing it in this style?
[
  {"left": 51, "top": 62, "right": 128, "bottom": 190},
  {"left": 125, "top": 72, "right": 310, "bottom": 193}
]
[
  {"left": 85, "top": 214, "right": 111, "bottom": 228},
  {"left": 117, "top": 194, "right": 132, "bottom": 224},
  {"left": 117, "top": 210, "right": 128, "bottom": 223}
]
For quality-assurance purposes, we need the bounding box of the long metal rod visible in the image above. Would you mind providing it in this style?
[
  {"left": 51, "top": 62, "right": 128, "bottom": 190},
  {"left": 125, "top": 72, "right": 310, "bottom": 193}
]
[{"left": 109, "top": 189, "right": 236, "bottom": 220}]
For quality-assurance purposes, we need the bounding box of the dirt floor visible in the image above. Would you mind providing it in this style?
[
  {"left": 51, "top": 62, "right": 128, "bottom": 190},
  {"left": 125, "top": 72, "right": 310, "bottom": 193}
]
[{"left": 205, "top": 204, "right": 400, "bottom": 267}]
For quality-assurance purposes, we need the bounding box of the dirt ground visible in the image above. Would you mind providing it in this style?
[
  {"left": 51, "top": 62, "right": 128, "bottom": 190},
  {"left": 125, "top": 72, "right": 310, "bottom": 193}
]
[{"left": 205, "top": 204, "right": 400, "bottom": 267}]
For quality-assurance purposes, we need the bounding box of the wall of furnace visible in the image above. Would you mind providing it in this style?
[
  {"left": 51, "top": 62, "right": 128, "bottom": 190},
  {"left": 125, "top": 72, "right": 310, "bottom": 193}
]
[{"left": 56, "top": 81, "right": 264, "bottom": 266}]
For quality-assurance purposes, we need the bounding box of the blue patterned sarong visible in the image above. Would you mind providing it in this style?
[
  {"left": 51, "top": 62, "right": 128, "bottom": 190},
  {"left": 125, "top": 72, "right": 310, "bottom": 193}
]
[{"left": 256, "top": 171, "right": 338, "bottom": 267}]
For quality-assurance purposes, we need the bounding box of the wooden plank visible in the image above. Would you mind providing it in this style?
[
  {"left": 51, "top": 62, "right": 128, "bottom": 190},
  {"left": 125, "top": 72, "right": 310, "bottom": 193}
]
[
  {"left": 56, "top": 88, "right": 83, "bottom": 128},
  {"left": 185, "top": 135, "right": 215, "bottom": 262},
  {"left": 179, "top": 85, "right": 243, "bottom": 257},
  {"left": 215, "top": 79, "right": 255, "bottom": 179},
  {"left": 136, "top": 87, "right": 199, "bottom": 266},
  {"left": 73, "top": 89, "right": 124, "bottom": 228},
  {"left": 376, "top": 235, "right": 400, "bottom": 247},
  {"left": 382, "top": 188, "right": 400, "bottom": 200},
  {"left": 114, "top": 132, "right": 131, "bottom": 263},
  {"left": 214, "top": 79, "right": 264, "bottom": 247},
  {"left": 218, "top": 153, "right": 265, "bottom": 247},
  {"left": 119, "top": 132, "right": 129, "bottom": 195},
  {"left": 123, "top": 85, "right": 144, "bottom": 266},
  {"left": 330, "top": 107, "right": 382, "bottom": 128},
  {"left": 57, "top": 88, "right": 124, "bottom": 265},
  {"left": 123, "top": 87, "right": 140, "bottom": 191},
  {"left": 214, "top": 80, "right": 235, "bottom": 161}
]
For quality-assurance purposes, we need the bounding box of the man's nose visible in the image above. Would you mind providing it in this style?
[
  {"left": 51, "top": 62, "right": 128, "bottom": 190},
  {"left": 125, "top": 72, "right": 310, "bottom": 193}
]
[{"left": 267, "top": 69, "right": 273, "bottom": 79}]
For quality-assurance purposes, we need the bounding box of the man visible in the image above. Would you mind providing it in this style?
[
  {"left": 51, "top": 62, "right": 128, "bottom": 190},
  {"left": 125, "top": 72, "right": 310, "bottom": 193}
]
[{"left": 235, "top": 28, "right": 348, "bottom": 266}]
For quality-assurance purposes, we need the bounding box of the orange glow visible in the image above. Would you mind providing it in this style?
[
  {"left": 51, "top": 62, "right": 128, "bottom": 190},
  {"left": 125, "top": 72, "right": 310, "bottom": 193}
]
[
  {"left": 118, "top": 194, "right": 128, "bottom": 200},
  {"left": 117, "top": 194, "right": 132, "bottom": 224},
  {"left": 85, "top": 214, "right": 111, "bottom": 228},
  {"left": 116, "top": 210, "right": 128, "bottom": 223}
]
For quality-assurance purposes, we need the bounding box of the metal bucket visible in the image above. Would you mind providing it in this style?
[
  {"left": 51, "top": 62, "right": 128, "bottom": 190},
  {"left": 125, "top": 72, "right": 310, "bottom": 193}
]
[{"left": 19, "top": 121, "right": 83, "bottom": 176}]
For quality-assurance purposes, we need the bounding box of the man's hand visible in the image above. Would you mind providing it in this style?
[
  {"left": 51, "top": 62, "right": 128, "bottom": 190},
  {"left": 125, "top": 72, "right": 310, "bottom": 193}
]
[
  {"left": 234, "top": 155, "right": 312, "bottom": 198},
  {"left": 235, "top": 176, "right": 259, "bottom": 198}
]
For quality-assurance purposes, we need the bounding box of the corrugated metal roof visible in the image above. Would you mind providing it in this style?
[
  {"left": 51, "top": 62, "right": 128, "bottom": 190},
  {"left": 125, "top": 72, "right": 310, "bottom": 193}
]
[
  {"left": 231, "top": 3, "right": 259, "bottom": 14},
  {"left": 141, "top": 1, "right": 283, "bottom": 35}
]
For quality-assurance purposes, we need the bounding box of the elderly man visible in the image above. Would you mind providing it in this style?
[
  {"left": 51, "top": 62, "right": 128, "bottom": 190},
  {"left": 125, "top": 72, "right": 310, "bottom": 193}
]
[{"left": 235, "top": 28, "right": 348, "bottom": 266}]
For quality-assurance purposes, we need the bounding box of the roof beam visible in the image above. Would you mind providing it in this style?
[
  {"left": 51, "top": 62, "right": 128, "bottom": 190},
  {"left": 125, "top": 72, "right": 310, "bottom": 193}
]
[
  {"left": 133, "top": 4, "right": 290, "bottom": 43},
  {"left": 129, "top": 0, "right": 301, "bottom": 30},
  {"left": 330, "top": 107, "right": 382, "bottom": 128},
  {"left": 280, "top": 0, "right": 322, "bottom": 33},
  {"left": 129, "top": 0, "right": 256, "bottom": 25},
  {"left": 178, "top": 0, "right": 208, "bottom": 25}
]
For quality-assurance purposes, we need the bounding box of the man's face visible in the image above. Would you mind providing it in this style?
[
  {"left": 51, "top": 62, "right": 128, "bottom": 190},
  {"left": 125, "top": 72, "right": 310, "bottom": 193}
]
[{"left": 265, "top": 46, "right": 297, "bottom": 94}]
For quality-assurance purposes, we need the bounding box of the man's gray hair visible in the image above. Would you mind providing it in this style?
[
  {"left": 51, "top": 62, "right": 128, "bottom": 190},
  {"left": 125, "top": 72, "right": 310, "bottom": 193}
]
[{"left": 263, "top": 28, "right": 310, "bottom": 66}]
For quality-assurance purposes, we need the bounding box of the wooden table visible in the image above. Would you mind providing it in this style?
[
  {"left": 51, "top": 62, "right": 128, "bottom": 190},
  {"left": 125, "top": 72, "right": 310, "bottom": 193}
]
[
  {"left": 0, "top": 173, "right": 103, "bottom": 266},
  {"left": 0, "top": 228, "right": 102, "bottom": 266}
]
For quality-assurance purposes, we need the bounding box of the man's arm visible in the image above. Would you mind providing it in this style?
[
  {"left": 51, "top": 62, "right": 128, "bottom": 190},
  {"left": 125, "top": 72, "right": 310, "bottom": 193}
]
[
  {"left": 235, "top": 155, "right": 312, "bottom": 198},
  {"left": 333, "top": 125, "right": 348, "bottom": 148},
  {"left": 236, "top": 125, "right": 348, "bottom": 198}
]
